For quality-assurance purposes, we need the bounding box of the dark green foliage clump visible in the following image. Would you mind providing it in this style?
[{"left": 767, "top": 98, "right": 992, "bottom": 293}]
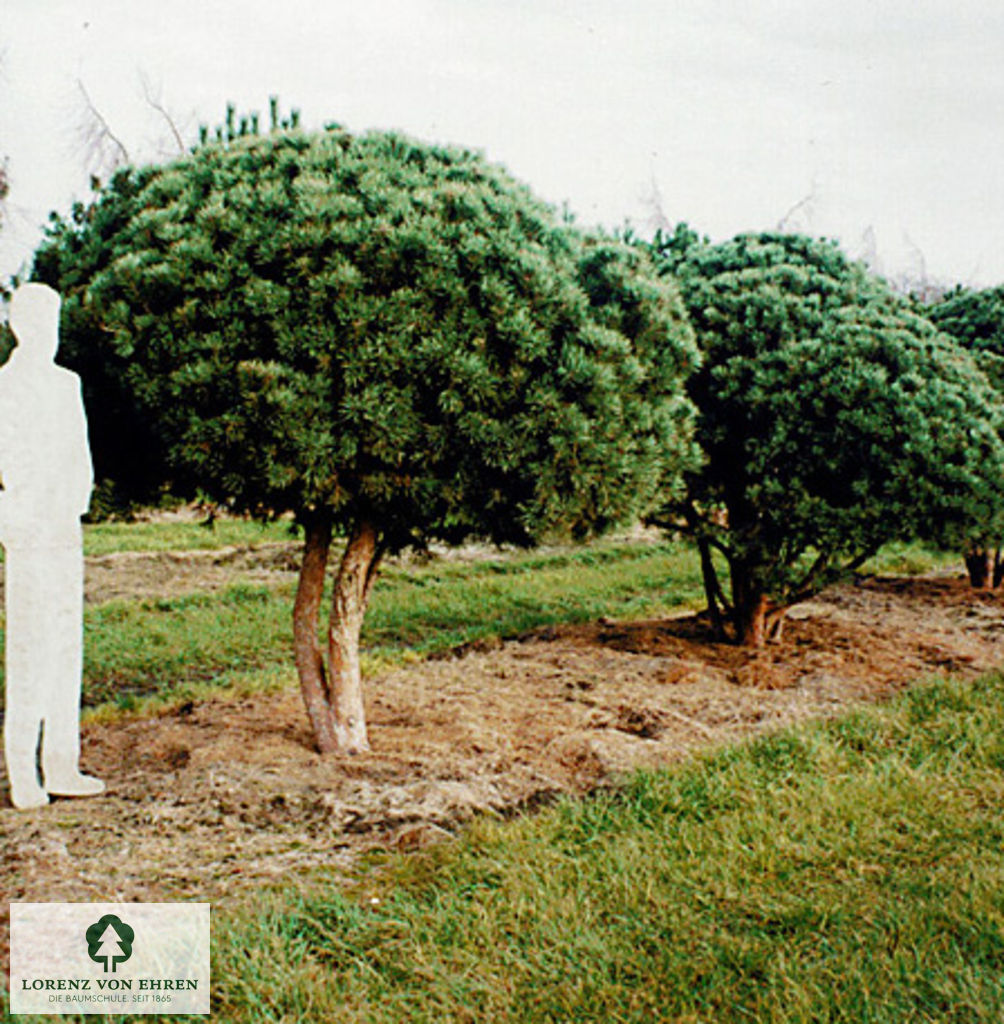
[
  {"left": 35, "top": 128, "right": 698, "bottom": 548},
  {"left": 650, "top": 229, "right": 1004, "bottom": 642},
  {"left": 928, "top": 285, "right": 1004, "bottom": 587},
  {"left": 929, "top": 284, "right": 1004, "bottom": 359},
  {"left": 33, "top": 125, "right": 699, "bottom": 751}
]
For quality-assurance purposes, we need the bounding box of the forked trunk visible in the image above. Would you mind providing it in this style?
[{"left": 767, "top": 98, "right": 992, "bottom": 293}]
[
  {"left": 965, "top": 547, "right": 994, "bottom": 590},
  {"left": 326, "top": 518, "right": 380, "bottom": 754},
  {"left": 292, "top": 514, "right": 339, "bottom": 753},
  {"left": 292, "top": 514, "right": 382, "bottom": 755}
]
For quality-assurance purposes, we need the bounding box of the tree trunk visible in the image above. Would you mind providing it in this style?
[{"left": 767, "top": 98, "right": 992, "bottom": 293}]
[
  {"left": 994, "top": 549, "right": 1004, "bottom": 590},
  {"left": 730, "top": 563, "right": 769, "bottom": 648},
  {"left": 292, "top": 513, "right": 340, "bottom": 753},
  {"left": 965, "top": 547, "right": 994, "bottom": 590},
  {"left": 327, "top": 518, "right": 380, "bottom": 754},
  {"left": 737, "top": 590, "right": 769, "bottom": 647},
  {"left": 696, "top": 535, "right": 726, "bottom": 640}
]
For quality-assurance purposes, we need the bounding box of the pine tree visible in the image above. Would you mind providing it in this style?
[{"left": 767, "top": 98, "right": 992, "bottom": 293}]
[
  {"left": 35, "top": 127, "right": 699, "bottom": 753},
  {"left": 928, "top": 284, "right": 1004, "bottom": 587},
  {"left": 650, "top": 230, "right": 1004, "bottom": 645}
]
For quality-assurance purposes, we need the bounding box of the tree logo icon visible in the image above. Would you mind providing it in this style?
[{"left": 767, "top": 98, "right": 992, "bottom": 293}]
[{"left": 85, "top": 915, "right": 134, "bottom": 973}]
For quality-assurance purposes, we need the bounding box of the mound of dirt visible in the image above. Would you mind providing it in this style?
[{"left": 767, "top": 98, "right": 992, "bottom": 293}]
[{"left": 2, "top": 570, "right": 1003, "bottom": 968}]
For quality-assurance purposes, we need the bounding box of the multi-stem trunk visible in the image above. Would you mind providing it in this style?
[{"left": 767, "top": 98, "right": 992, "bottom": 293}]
[
  {"left": 965, "top": 546, "right": 995, "bottom": 590},
  {"left": 326, "top": 518, "right": 379, "bottom": 754},
  {"left": 292, "top": 513, "right": 381, "bottom": 755}
]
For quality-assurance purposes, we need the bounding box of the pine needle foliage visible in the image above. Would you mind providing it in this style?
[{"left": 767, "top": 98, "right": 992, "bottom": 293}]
[
  {"left": 928, "top": 284, "right": 1004, "bottom": 587},
  {"left": 651, "top": 229, "right": 1004, "bottom": 644},
  {"left": 929, "top": 285, "right": 1004, "bottom": 359},
  {"left": 32, "top": 125, "right": 699, "bottom": 751},
  {"left": 35, "top": 128, "right": 698, "bottom": 546}
]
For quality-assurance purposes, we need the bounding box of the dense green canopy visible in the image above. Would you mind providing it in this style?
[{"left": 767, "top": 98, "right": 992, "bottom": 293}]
[
  {"left": 929, "top": 285, "right": 1004, "bottom": 389},
  {"left": 929, "top": 285, "right": 1004, "bottom": 352},
  {"left": 33, "top": 126, "right": 699, "bottom": 751},
  {"left": 651, "top": 230, "right": 1004, "bottom": 642},
  {"left": 928, "top": 284, "right": 1004, "bottom": 586},
  {"left": 35, "top": 128, "right": 698, "bottom": 547}
]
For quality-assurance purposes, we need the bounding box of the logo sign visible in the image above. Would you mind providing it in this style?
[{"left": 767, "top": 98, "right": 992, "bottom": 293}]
[
  {"left": 85, "top": 915, "right": 134, "bottom": 973},
  {"left": 9, "top": 902, "right": 210, "bottom": 1016}
]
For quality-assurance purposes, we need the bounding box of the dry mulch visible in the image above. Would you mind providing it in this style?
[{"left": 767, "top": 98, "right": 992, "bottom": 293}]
[{"left": 2, "top": 568, "right": 1003, "bottom": 970}]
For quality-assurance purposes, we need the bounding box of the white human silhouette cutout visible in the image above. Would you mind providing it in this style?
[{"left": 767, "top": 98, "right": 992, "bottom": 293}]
[{"left": 0, "top": 283, "right": 104, "bottom": 809}]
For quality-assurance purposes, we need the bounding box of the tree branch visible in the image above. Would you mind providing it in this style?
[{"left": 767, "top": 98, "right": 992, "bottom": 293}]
[
  {"left": 362, "top": 535, "right": 386, "bottom": 605},
  {"left": 76, "top": 78, "right": 130, "bottom": 170},
  {"left": 786, "top": 547, "right": 876, "bottom": 608},
  {"left": 139, "top": 71, "right": 186, "bottom": 155}
]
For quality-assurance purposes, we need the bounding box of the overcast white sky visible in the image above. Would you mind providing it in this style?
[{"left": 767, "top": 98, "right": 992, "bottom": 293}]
[{"left": 2, "top": 0, "right": 1002, "bottom": 289}]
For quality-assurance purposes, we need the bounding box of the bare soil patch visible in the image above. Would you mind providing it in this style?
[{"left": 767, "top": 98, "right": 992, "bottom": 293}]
[
  {"left": 81, "top": 536, "right": 540, "bottom": 605},
  {"left": 2, "top": 569, "right": 1003, "bottom": 967},
  {"left": 85, "top": 542, "right": 303, "bottom": 604}
]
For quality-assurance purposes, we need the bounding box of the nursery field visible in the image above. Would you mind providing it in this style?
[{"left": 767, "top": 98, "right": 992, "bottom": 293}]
[{"left": 3, "top": 519, "right": 1004, "bottom": 1021}]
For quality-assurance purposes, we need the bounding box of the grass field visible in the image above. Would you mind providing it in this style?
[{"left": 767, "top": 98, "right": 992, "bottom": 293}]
[
  {"left": 208, "top": 671, "right": 1004, "bottom": 1022},
  {"left": 3, "top": 526, "right": 982, "bottom": 1023},
  {"left": 78, "top": 533, "right": 711, "bottom": 712},
  {"left": 75, "top": 527, "right": 959, "bottom": 715},
  {"left": 10, "top": 671, "right": 1003, "bottom": 1022},
  {"left": 82, "top": 515, "right": 296, "bottom": 556}
]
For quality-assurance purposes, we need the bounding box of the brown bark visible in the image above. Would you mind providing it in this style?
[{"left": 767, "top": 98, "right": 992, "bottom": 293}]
[
  {"left": 292, "top": 514, "right": 339, "bottom": 753},
  {"left": 327, "top": 518, "right": 380, "bottom": 754},
  {"left": 737, "top": 590, "right": 769, "bottom": 647},
  {"left": 696, "top": 535, "right": 727, "bottom": 640},
  {"left": 965, "top": 547, "right": 994, "bottom": 590},
  {"left": 730, "top": 563, "right": 769, "bottom": 648},
  {"left": 995, "top": 550, "right": 1004, "bottom": 590}
]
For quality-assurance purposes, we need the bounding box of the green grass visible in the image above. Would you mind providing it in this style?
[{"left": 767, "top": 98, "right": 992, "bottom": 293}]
[
  {"left": 0, "top": 533, "right": 986, "bottom": 1021},
  {"left": 57, "top": 536, "right": 708, "bottom": 712},
  {"left": 862, "top": 540, "right": 959, "bottom": 577},
  {"left": 210, "top": 673, "right": 1004, "bottom": 1022},
  {"left": 83, "top": 515, "right": 296, "bottom": 556},
  {"left": 12, "top": 672, "right": 1004, "bottom": 1022},
  {"left": 79, "top": 514, "right": 958, "bottom": 577},
  {"left": 0, "top": 535, "right": 961, "bottom": 715}
]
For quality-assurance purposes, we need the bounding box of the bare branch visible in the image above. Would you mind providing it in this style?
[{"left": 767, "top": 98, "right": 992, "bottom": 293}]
[
  {"left": 0, "top": 51, "right": 7, "bottom": 225},
  {"left": 0, "top": 160, "right": 7, "bottom": 233},
  {"left": 138, "top": 70, "right": 185, "bottom": 155},
  {"left": 901, "top": 231, "right": 928, "bottom": 286},
  {"left": 776, "top": 179, "right": 820, "bottom": 232},
  {"left": 639, "top": 174, "right": 671, "bottom": 236},
  {"left": 856, "top": 225, "right": 882, "bottom": 275},
  {"left": 786, "top": 547, "right": 876, "bottom": 609},
  {"left": 75, "top": 77, "right": 130, "bottom": 174}
]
